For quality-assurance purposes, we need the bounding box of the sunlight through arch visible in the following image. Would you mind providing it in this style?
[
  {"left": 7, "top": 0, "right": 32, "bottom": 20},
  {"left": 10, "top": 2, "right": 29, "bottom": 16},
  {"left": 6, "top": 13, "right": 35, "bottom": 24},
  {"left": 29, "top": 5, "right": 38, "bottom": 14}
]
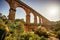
[
  {"left": 37, "top": 16, "right": 39, "bottom": 24},
  {"left": 16, "top": 7, "right": 26, "bottom": 22},
  {"left": 30, "top": 13, "right": 34, "bottom": 23},
  {"left": 0, "top": 0, "right": 10, "bottom": 18}
]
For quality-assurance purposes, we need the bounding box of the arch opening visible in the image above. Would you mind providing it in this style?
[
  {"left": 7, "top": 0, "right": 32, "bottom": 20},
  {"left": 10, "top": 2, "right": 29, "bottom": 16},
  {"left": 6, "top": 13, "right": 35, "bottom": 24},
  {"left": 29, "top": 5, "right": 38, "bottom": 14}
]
[
  {"left": 30, "top": 13, "right": 34, "bottom": 24},
  {"left": 37, "top": 16, "right": 39, "bottom": 24},
  {"left": 0, "top": 0, "right": 10, "bottom": 19},
  {"left": 15, "top": 7, "right": 26, "bottom": 22}
]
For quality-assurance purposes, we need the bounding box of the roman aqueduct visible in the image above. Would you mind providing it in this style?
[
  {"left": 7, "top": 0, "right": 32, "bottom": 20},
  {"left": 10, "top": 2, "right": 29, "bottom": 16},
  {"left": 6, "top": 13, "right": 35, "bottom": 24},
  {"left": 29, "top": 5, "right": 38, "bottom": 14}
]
[{"left": 6, "top": 0, "right": 51, "bottom": 31}]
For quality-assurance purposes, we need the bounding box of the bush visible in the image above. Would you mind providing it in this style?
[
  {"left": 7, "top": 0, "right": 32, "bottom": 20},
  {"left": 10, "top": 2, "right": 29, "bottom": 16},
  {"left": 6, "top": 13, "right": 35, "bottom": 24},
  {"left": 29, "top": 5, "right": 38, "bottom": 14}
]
[
  {"left": 40, "top": 36, "right": 48, "bottom": 40},
  {"left": 20, "top": 32, "right": 40, "bottom": 40},
  {"left": 4, "top": 21, "right": 25, "bottom": 40}
]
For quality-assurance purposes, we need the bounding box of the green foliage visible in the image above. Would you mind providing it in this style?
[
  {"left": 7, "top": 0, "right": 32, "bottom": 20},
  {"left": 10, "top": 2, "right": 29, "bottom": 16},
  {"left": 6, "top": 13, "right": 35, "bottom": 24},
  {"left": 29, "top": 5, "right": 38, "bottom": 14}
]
[
  {"left": 30, "top": 23, "right": 34, "bottom": 26},
  {"left": 0, "top": 19, "right": 6, "bottom": 30},
  {"left": 40, "top": 36, "right": 48, "bottom": 40},
  {"left": 20, "top": 32, "right": 40, "bottom": 40},
  {"left": 0, "top": 14, "right": 60, "bottom": 40},
  {"left": 4, "top": 20, "right": 25, "bottom": 40},
  {"left": 15, "top": 19, "right": 25, "bottom": 24},
  {"left": 52, "top": 22, "right": 60, "bottom": 37},
  {"left": 0, "top": 19, "right": 4, "bottom": 24},
  {"left": 2, "top": 15, "right": 7, "bottom": 21}
]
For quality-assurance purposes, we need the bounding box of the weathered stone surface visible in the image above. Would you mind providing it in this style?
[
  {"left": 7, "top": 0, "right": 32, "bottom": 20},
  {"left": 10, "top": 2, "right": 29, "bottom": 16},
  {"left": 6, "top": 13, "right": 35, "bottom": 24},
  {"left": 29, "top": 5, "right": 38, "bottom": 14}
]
[{"left": 6, "top": 0, "right": 51, "bottom": 31}]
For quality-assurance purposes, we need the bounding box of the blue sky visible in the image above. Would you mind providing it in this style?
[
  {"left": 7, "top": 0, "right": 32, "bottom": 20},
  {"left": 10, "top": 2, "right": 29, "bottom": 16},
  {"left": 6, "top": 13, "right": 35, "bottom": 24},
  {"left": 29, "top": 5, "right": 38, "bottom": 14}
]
[{"left": 0, "top": 0, "right": 60, "bottom": 22}]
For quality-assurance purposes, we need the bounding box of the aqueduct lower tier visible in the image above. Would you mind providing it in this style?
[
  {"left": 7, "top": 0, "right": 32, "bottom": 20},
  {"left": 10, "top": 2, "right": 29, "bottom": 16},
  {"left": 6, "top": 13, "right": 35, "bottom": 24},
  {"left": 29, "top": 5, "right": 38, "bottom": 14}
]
[{"left": 6, "top": 0, "right": 51, "bottom": 31}]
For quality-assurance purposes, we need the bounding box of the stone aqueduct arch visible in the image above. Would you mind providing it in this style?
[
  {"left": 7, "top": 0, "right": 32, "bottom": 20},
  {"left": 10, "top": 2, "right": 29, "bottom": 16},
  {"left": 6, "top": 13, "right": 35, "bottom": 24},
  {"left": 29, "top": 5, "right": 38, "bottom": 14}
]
[{"left": 6, "top": 0, "right": 51, "bottom": 30}]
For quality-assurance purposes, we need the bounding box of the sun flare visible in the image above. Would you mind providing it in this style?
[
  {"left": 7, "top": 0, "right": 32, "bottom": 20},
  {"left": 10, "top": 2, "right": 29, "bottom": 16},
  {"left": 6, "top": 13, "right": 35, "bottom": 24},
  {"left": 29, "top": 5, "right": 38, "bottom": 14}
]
[{"left": 48, "top": 6, "right": 58, "bottom": 16}]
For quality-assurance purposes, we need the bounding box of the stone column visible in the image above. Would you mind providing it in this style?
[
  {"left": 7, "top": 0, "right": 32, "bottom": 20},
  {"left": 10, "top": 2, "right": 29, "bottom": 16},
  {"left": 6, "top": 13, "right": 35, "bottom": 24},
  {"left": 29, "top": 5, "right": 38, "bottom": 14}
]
[
  {"left": 8, "top": 8, "right": 16, "bottom": 20},
  {"left": 34, "top": 16, "right": 37, "bottom": 25},
  {"left": 26, "top": 14, "right": 30, "bottom": 25},
  {"left": 39, "top": 17, "right": 41, "bottom": 25},
  {"left": 41, "top": 18, "right": 43, "bottom": 24},
  {"left": 41, "top": 18, "right": 43, "bottom": 26},
  {"left": 7, "top": 0, "right": 16, "bottom": 20},
  {"left": 25, "top": 8, "right": 31, "bottom": 25},
  {"left": 25, "top": 9, "right": 30, "bottom": 32},
  {"left": 34, "top": 15, "right": 37, "bottom": 30},
  {"left": 25, "top": 14, "right": 30, "bottom": 32}
]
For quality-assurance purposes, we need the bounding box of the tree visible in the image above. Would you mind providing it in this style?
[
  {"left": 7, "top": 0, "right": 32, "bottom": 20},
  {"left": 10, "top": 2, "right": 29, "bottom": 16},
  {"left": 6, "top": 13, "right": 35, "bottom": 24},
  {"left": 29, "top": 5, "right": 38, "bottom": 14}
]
[
  {"left": 0, "top": 13, "right": 2, "bottom": 18},
  {"left": 2, "top": 15, "right": 7, "bottom": 21}
]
